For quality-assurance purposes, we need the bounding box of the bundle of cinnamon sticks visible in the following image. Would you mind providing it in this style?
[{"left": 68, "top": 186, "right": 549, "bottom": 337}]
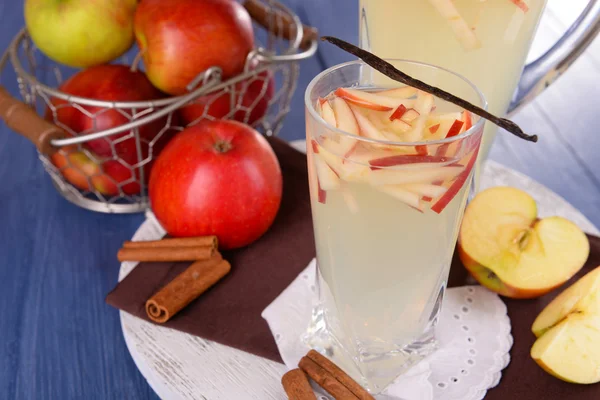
[
  {"left": 117, "top": 236, "right": 230, "bottom": 324},
  {"left": 282, "top": 350, "right": 375, "bottom": 400}
]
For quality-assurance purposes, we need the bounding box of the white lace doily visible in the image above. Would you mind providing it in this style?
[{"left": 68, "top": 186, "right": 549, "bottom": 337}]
[{"left": 262, "top": 260, "right": 512, "bottom": 400}]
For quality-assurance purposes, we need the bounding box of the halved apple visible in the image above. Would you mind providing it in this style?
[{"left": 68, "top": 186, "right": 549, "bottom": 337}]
[
  {"left": 530, "top": 266, "right": 600, "bottom": 384},
  {"left": 458, "top": 187, "right": 590, "bottom": 299}
]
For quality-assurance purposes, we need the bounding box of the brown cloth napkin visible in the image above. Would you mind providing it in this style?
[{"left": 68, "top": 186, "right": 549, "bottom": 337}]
[{"left": 106, "top": 138, "right": 600, "bottom": 399}]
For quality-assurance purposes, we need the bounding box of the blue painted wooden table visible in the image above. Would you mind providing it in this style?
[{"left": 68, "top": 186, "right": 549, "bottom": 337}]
[{"left": 0, "top": 1, "right": 598, "bottom": 399}]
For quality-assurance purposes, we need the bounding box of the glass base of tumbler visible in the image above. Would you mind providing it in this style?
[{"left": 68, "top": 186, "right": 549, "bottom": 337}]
[{"left": 303, "top": 306, "right": 440, "bottom": 394}]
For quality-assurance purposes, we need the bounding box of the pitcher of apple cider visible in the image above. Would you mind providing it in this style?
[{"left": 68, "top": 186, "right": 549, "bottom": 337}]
[{"left": 359, "top": 0, "right": 600, "bottom": 164}]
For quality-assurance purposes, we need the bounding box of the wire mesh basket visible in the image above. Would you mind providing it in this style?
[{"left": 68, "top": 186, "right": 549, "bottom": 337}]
[{"left": 0, "top": 0, "right": 317, "bottom": 214}]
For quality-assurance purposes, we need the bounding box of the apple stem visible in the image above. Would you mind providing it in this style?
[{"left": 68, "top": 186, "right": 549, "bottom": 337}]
[{"left": 214, "top": 141, "right": 233, "bottom": 153}]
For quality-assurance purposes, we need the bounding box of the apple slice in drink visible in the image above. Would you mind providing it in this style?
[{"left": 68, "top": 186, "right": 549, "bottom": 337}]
[
  {"left": 430, "top": 145, "right": 480, "bottom": 213},
  {"left": 377, "top": 86, "right": 418, "bottom": 99},
  {"left": 404, "top": 92, "right": 434, "bottom": 142},
  {"left": 378, "top": 185, "right": 423, "bottom": 212},
  {"left": 314, "top": 153, "right": 341, "bottom": 191},
  {"left": 321, "top": 97, "right": 358, "bottom": 157},
  {"left": 389, "top": 104, "right": 407, "bottom": 121},
  {"left": 350, "top": 105, "right": 396, "bottom": 141},
  {"left": 319, "top": 99, "right": 337, "bottom": 127},
  {"left": 402, "top": 183, "right": 448, "bottom": 199},
  {"left": 510, "top": 0, "right": 529, "bottom": 13},
  {"left": 365, "top": 165, "right": 464, "bottom": 186},
  {"left": 316, "top": 141, "right": 369, "bottom": 182},
  {"left": 400, "top": 108, "right": 420, "bottom": 123},
  {"left": 428, "top": 0, "right": 481, "bottom": 50},
  {"left": 335, "top": 87, "right": 413, "bottom": 111},
  {"left": 369, "top": 154, "right": 456, "bottom": 168}
]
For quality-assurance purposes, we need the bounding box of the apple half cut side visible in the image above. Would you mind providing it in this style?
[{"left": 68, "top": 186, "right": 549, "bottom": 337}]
[
  {"left": 458, "top": 187, "right": 590, "bottom": 299},
  {"left": 335, "top": 87, "right": 414, "bottom": 111}
]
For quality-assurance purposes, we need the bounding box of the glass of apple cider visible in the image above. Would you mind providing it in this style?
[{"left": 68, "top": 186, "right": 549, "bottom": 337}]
[{"left": 303, "top": 60, "right": 486, "bottom": 393}]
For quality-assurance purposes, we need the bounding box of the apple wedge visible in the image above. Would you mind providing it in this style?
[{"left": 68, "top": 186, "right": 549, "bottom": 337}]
[
  {"left": 532, "top": 266, "right": 600, "bottom": 337},
  {"left": 458, "top": 187, "right": 590, "bottom": 299},
  {"left": 335, "top": 87, "right": 413, "bottom": 111},
  {"left": 530, "top": 266, "right": 600, "bottom": 384}
]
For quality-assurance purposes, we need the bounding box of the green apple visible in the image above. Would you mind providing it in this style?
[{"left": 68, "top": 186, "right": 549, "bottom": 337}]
[
  {"left": 531, "top": 266, "right": 600, "bottom": 384},
  {"left": 24, "top": 0, "right": 137, "bottom": 68}
]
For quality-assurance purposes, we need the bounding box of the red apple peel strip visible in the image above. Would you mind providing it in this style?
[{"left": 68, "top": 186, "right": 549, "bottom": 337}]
[
  {"left": 430, "top": 145, "right": 480, "bottom": 214},
  {"left": 509, "top": 0, "right": 529, "bottom": 13},
  {"left": 369, "top": 154, "right": 455, "bottom": 169},
  {"left": 389, "top": 104, "right": 407, "bottom": 121}
]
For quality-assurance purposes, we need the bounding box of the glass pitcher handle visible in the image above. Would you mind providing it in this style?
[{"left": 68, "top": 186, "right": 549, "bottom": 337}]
[{"left": 508, "top": 0, "right": 600, "bottom": 116}]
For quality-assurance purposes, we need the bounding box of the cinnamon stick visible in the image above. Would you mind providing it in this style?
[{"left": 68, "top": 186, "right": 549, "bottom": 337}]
[
  {"left": 306, "top": 350, "right": 375, "bottom": 400},
  {"left": 282, "top": 369, "right": 317, "bottom": 400},
  {"left": 145, "top": 253, "right": 230, "bottom": 323},
  {"left": 298, "top": 356, "right": 358, "bottom": 400},
  {"left": 123, "top": 236, "right": 218, "bottom": 250},
  {"left": 117, "top": 246, "right": 215, "bottom": 263}
]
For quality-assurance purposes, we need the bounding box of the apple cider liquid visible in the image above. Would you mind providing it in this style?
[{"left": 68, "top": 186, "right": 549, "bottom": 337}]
[
  {"left": 304, "top": 61, "right": 485, "bottom": 393},
  {"left": 359, "top": 0, "right": 546, "bottom": 179}
]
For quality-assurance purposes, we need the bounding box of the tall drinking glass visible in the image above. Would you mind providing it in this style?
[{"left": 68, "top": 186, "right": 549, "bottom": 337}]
[{"left": 304, "top": 60, "right": 486, "bottom": 393}]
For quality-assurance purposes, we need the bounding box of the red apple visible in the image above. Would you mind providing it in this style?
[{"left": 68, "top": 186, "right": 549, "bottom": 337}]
[
  {"left": 50, "top": 146, "right": 119, "bottom": 195},
  {"left": 149, "top": 120, "right": 282, "bottom": 250},
  {"left": 134, "top": 0, "right": 254, "bottom": 95},
  {"left": 180, "top": 70, "right": 275, "bottom": 126},
  {"left": 48, "top": 64, "right": 174, "bottom": 195}
]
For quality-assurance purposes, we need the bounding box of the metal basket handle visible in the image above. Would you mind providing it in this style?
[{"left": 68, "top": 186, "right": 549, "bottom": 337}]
[
  {"left": 0, "top": 86, "right": 64, "bottom": 155},
  {"left": 244, "top": 0, "right": 318, "bottom": 52}
]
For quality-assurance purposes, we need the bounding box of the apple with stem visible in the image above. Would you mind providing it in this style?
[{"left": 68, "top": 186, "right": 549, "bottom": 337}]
[
  {"left": 48, "top": 65, "right": 174, "bottom": 195},
  {"left": 149, "top": 120, "right": 282, "bottom": 250},
  {"left": 458, "top": 187, "right": 590, "bottom": 298},
  {"left": 180, "top": 70, "right": 275, "bottom": 127},
  {"left": 134, "top": 0, "right": 254, "bottom": 95}
]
